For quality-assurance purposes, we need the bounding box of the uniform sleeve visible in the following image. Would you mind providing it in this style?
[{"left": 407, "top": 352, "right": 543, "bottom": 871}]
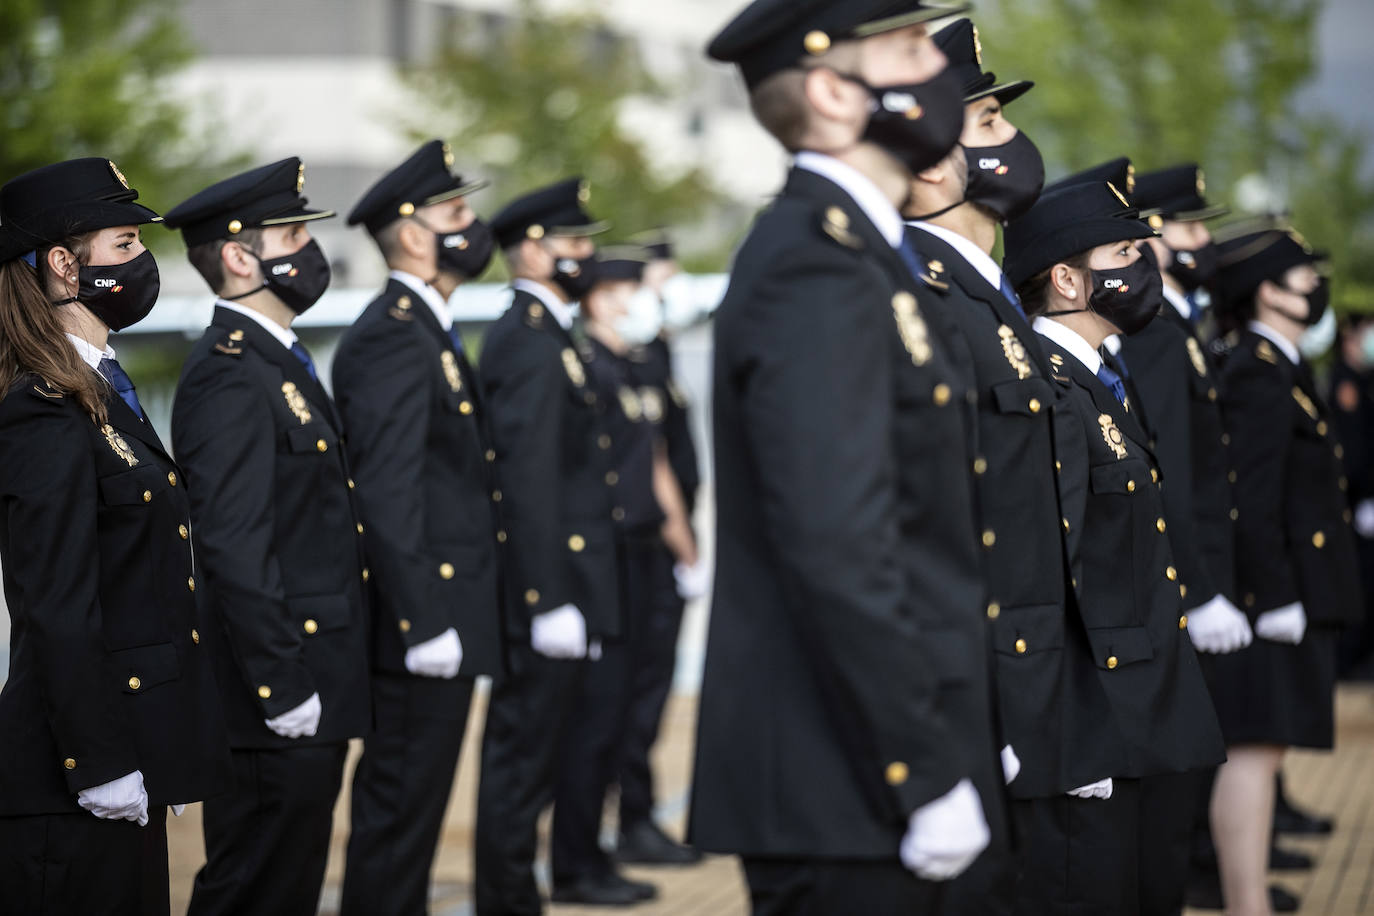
[
  {"left": 332, "top": 322, "right": 448, "bottom": 645},
  {"left": 730, "top": 244, "right": 963, "bottom": 815},
  {"left": 0, "top": 398, "right": 138, "bottom": 792},
  {"left": 172, "top": 362, "right": 315, "bottom": 715}
]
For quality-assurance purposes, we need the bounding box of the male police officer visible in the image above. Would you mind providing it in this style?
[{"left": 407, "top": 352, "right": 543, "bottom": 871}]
[
  {"left": 333, "top": 140, "right": 506, "bottom": 915},
  {"left": 165, "top": 160, "right": 372, "bottom": 916}
]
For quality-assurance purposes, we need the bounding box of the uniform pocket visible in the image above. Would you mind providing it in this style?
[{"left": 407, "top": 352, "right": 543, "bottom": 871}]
[
  {"left": 98, "top": 465, "right": 165, "bottom": 506},
  {"left": 110, "top": 642, "right": 181, "bottom": 694},
  {"left": 990, "top": 377, "right": 1055, "bottom": 417},
  {"left": 1083, "top": 625, "right": 1154, "bottom": 670},
  {"left": 288, "top": 592, "right": 353, "bottom": 635},
  {"left": 283, "top": 424, "right": 339, "bottom": 455},
  {"left": 991, "top": 603, "right": 1065, "bottom": 657}
]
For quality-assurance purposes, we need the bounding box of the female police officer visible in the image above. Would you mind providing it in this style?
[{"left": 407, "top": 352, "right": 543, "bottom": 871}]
[{"left": 0, "top": 159, "right": 230, "bottom": 915}]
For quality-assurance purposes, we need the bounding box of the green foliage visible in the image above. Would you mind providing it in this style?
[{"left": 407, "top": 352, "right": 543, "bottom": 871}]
[{"left": 400, "top": 0, "right": 723, "bottom": 271}]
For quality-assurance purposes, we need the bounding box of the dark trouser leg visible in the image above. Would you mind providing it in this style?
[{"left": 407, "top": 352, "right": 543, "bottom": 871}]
[
  {"left": 1138, "top": 769, "right": 1205, "bottom": 916},
  {"left": 341, "top": 673, "right": 475, "bottom": 916},
  {"left": 742, "top": 857, "right": 945, "bottom": 916},
  {"left": 0, "top": 807, "right": 170, "bottom": 916},
  {"left": 189, "top": 744, "right": 348, "bottom": 916},
  {"left": 473, "top": 649, "right": 585, "bottom": 916}
]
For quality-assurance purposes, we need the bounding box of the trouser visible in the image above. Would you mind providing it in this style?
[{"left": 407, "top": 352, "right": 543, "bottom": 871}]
[
  {"left": 341, "top": 672, "right": 476, "bottom": 916},
  {"left": 1138, "top": 770, "right": 1206, "bottom": 916},
  {"left": 743, "top": 856, "right": 946, "bottom": 916},
  {"left": 0, "top": 806, "right": 170, "bottom": 916},
  {"left": 188, "top": 743, "right": 348, "bottom": 916}
]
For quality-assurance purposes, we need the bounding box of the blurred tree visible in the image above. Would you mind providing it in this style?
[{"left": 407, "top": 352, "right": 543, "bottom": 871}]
[
  {"left": 0, "top": 0, "right": 243, "bottom": 238},
  {"left": 978, "top": 0, "right": 1374, "bottom": 308},
  {"left": 400, "top": 0, "right": 724, "bottom": 271}
]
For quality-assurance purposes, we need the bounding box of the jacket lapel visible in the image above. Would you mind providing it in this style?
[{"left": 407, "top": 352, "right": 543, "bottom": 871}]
[
  {"left": 1067, "top": 356, "right": 1151, "bottom": 449},
  {"left": 396, "top": 277, "right": 489, "bottom": 415},
  {"left": 100, "top": 384, "right": 172, "bottom": 461},
  {"left": 211, "top": 306, "right": 341, "bottom": 434}
]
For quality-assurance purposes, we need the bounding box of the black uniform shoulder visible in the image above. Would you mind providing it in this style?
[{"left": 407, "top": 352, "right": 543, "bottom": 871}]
[
  {"left": 1034, "top": 336, "right": 1074, "bottom": 387},
  {"left": 0, "top": 374, "right": 78, "bottom": 423},
  {"left": 1223, "top": 332, "right": 1295, "bottom": 386}
]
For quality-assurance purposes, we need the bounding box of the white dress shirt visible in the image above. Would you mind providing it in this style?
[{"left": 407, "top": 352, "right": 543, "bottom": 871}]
[
  {"left": 216, "top": 299, "right": 298, "bottom": 351},
  {"left": 1162, "top": 284, "right": 1193, "bottom": 322},
  {"left": 512, "top": 278, "right": 576, "bottom": 330},
  {"left": 1248, "top": 320, "right": 1300, "bottom": 365},
  {"left": 908, "top": 221, "right": 1009, "bottom": 293},
  {"left": 794, "top": 151, "right": 904, "bottom": 248},
  {"left": 64, "top": 333, "right": 114, "bottom": 371},
  {"left": 1033, "top": 315, "right": 1104, "bottom": 375},
  {"left": 391, "top": 269, "right": 454, "bottom": 331}
]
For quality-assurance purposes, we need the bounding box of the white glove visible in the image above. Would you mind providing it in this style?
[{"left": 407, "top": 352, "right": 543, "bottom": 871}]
[
  {"left": 673, "top": 561, "right": 711, "bottom": 601},
  {"left": 1354, "top": 499, "right": 1374, "bottom": 539},
  {"left": 264, "top": 691, "right": 322, "bottom": 738},
  {"left": 1187, "top": 593, "right": 1254, "bottom": 654},
  {"left": 1067, "top": 777, "right": 1113, "bottom": 800},
  {"left": 77, "top": 770, "right": 149, "bottom": 826},
  {"left": 1254, "top": 602, "right": 1307, "bottom": 645},
  {"left": 530, "top": 604, "right": 588, "bottom": 659},
  {"left": 172, "top": 804, "right": 186, "bottom": 817},
  {"left": 404, "top": 627, "right": 463, "bottom": 679},
  {"left": 900, "top": 778, "right": 991, "bottom": 881},
  {"left": 1001, "top": 745, "right": 1021, "bottom": 785}
]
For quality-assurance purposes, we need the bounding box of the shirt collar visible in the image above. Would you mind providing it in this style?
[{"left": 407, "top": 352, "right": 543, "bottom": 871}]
[
  {"left": 390, "top": 269, "right": 452, "bottom": 331},
  {"left": 907, "top": 221, "right": 1007, "bottom": 292},
  {"left": 64, "top": 333, "right": 114, "bottom": 371},
  {"left": 1033, "top": 315, "right": 1103, "bottom": 375},
  {"left": 512, "top": 278, "right": 577, "bottom": 330},
  {"left": 1162, "top": 284, "right": 1192, "bottom": 321},
  {"left": 794, "top": 151, "right": 904, "bottom": 248},
  {"left": 216, "top": 299, "right": 298, "bottom": 351},
  {"left": 1248, "top": 319, "right": 1301, "bottom": 365}
]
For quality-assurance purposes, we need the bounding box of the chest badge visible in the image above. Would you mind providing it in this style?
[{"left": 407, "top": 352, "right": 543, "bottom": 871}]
[
  {"left": 561, "top": 347, "right": 586, "bottom": 387},
  {"left": 892, "top": 292, "right": 932, "bottom": 366},
  {"left": 1099, "top": 413, "right": 1128, "bottom": 460},
  {"left": 281, "top": 381, "right": 312, "bottom": 425},
  {"left": 998, "top": 325, "right": 1032, "bottom": 380},
  {"left": 618, "top": 386, "right": 644, "bottom": 422},
  {"left": 1291, "top": 386, "right": 1319, "bottom": 421},
  {"left": 639, "top": 387, "right": 665, "bottom": 424},
  {"left": 101, "top": 424, "right": 139, "bottom": 467},
  {"left": 440, "top": 350, "right": 463, "bottom": 393},
  {"left": 1185, "top": 337, "right": 1209, "bottom": 378}
]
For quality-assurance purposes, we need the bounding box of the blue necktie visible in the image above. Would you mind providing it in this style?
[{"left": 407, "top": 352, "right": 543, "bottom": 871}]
[
  {"left": 998, "top": 275, "right": 1028, "bottom": 321},
  {"left": 1097, "top": 363, "right": 1128, "bottom": 407},
  {"left": 1186, "top": 292, "right": 1202, "bottom": 325},
  {"left": 289, "top": 340, "right": 318, "bottom": 381},
  {"left": 898, "top": 228, "right": 927, "bottom": 282},
  {"left": 448, "top": 326, "right": 465, "bottom": 355},
  {"left": 98, "top": 357, "right": 144, "bottom": 420},
  {"left": 1110, "top": 346, "right": 1132, "bottom": 379}
]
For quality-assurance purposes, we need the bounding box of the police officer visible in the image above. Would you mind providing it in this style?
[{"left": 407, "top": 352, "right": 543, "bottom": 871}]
[
  {"left": 698, "top": 1, "right": 1005, "bottom": 910},
  {"left": 332, "top": 140, "right": 506, "bottom": 915},
  {"left": 1004, "top": 180, "right": 1227, "bottom": 913},
  {"left": 0, "top": 158, "right": 231, "bottom": 916},
  {"left": 164, "top": 160, "right": 372, "bottom": 916},
  {"left": 1206, "top": 221, "right": 1362, "bottom": 916},
  {"left": 474, "top": 179, "right": 647, "bottom": 912}
]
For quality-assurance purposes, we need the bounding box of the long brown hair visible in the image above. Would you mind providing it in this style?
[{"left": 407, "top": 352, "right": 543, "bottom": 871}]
[{"left": 0, "top": 235, "right": 108, "bottom": 424}]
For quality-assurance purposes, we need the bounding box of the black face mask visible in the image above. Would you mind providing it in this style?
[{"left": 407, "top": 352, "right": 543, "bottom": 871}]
[
  {"left": 1287, "top": 276, "right": 1329, "bottom": 327},
  {"left": 551, "top": 252, "right": 599, "bottom": 301},
  {"left": 419, "top": 216, "right": 495, "bottom": 281},
  {"left": 1087, "top": 244, "right": 1163, "bottom": 336},
  {"left": 845, "top": 68, "right": 966, "bottom": 176},
  {"left": 1166, "top": 242, "right": 1218, "bottom": 292},
  {"left": 228, "top": 238, "right": 332, "bottom": 315},
  {"left": 51, "top": 248, "right": 161, "bottom": 332},
  {"left": 962, "top": 130, "right": 1046, "bottom": 223}
]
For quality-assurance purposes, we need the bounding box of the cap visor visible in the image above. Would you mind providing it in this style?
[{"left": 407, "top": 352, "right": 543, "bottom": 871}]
[
  {"left": 975, "top": 80, "right": 1034, "bottom": 106},
  {"left": 853, "top": 3, "right": 973, "bottom": 37},
  {"left": 260, "top": 207, "right": 337, "bottom": 226},
  {"left": 550, "top": 220, "right": 612, "bottom": 238},
  {"left": 423, "top": 178, "right": 491, "bottom": 208},
  {"left": 1171, "top": 203, "right": 1230, "bottom": 222}
]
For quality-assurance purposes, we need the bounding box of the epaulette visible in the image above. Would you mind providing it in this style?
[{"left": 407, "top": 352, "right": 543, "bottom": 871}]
[
  {"left": 523, "top": 301, "right": 546, "bottom": 329},
  {"left": 917, "top": 258, "right": 950, "bottom": 292},
  {"left": 213, "top": 328, "right": 246, "bottom": 356},
  {"left": 1047, "top": 351, "right": 1071, "bottom": 384},
  {"left": 1255, "top": 338, "right": 1279, "bottom": 365},
  {"left": 388, "top": 294, "right": 415, "bottom": 322},
  {"left": 819, "top": 205, "right": 864, "bottom": 250},
  {"left": 29, "top": 379, "right": 64, "bottom": 399}
]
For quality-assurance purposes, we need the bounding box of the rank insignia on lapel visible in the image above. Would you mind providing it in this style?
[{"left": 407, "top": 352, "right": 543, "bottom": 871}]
[
  {"left": 440, "top": 350, "right": 463, "bottom": 393},
  {"left": 1292, "top": 386, "right": 1319, "bottom": 421},
  {"left": 1185, "top": 337, "right": 1209, "bottom": 377},
  {"left": 1099, "top": 413, "right": 1128, "bottom": 460},
  {"left": 618, "top": 386, "right": 644, "bottom": 422},
  {"left": 561, "top": 347, "right": 586, "bottom": 387},
  {"left": 998, "top": 325, "right": 1032, "bottom": 380},
  {"left": 891, "top": 292, "right": 932, "bottom": 366},
  {"left": 388, "top": 295, "right": 414, "bottom": 322},
  {"left": 281, "top": 381, "right": 313, "bottom": 425},
  {"left": 820, "top": 206, "right": 863, "bottom": 250},
  {"left": 918, "top": 259, "right": 950, "bottom": 291},
  {"left": 1256, "top": 339, "right": 1278, "bottom": 365},
  {"left": 101, "top": 424, "right": 138, "bottom": 467},
  {"left": 525, "top": 302, "right": 546, "bottom": 329},
  {"left": 639, "top": 387, "right": 665, "bottom": 424}
]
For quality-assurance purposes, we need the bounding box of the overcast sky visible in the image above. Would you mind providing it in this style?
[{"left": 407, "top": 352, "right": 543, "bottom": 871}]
[{"left": 1306, "top": 0, "right": 1374, "bottom": 176}]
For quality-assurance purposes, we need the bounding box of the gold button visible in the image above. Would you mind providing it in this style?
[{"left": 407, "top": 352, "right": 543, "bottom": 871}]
[
  {"left": 492, "top": 490, "right": 503, "bottom": 502},
  {"left": 187, "top": 576, "right": 196, "bottom": 592},
  {"left": 1317, "top": 421, "right": 1328, "bottom": 436},
  {"left": 981, "top": 529, "right": 996, "bottom": 548},
  {"left": 362, "top": 567, "right": 370, "bottom": 582},
  {"left": 1166, "top": 566, "right": 1178, "bottom": 581},
  {"left": 178, "top": 524, "right": 189, "bottom": 540},
  {"left": 142, "top": 490, "right": 152, "bottom": 503},
  {"left": 885, "top": 761, "right": 909, "bottom": 786},
  {"left": 356, "top": 523, "right": 364, "bottom": 534},
  {"left": 227, "top": 219, "right": 242, "bottom": 234},
  {"left": 128, "top": 676, "right": 141, "bottom": 690},
  {"left": 1180, "top": 584, "right": 1188, "bottom": 599},
  {"left": 1336, "top": 444, "right": 1346, "bottom": 459},
  {"left": 257, "top": 685, "right": 272, "bottom": 699},
  {"left": 497, "top": 530, "right": 508, "bottom": 543},
  {"left": 1228, "top": 470, "right": 1237, "bottom": 483},
  {"left": 316, "top": 439, "right": 328, "bottom": 452},
  {"left": 1127, "top": 480, "right": 1136, "bottom": 492},
  {"left": 485, "top": 449, "right": 496, "bottom": 462},
  {"left": 348, "top": 478, "right": 356, "bottom": 489},
  {"left": 460, "top": 401, "right": 474, "bottom": 415},
  {"left": 439, "top": 562, "right": 455, "bottom": 579},
  {"left": 973, "top": 457, "right": 988, "bottom": 475},
  {"left": 1056, "top": 461, "right": 1062, "bottom": 472},
  {"left": 1062, "top": 517, "right": 1070, "bottom": 532},
  {"left": 525, "top": 588, "right": 540, "bottom": 606},
  {"left": 613, "top": 507, "right": 626, "bottom": 522},
  {"left": 1245, "top": 593, "right": 1256, "bottom": 608},
  {"left": 1180, "top": 615, "right": 1189, "bottom": 630},
  {"left": 933, "top": 384, "right": 952, "bottom": 406},
  {"left": 1340, "top": 477, "right": 1348, "bottom": 491},
  {"left": 1028, "top": 398, "right": 1042, "bottom": 413},
  {"left": 399, "top": 618, "right": 411, "bottom": 633},
  {"left": 1208, "top": 388, "right": 1218, "bottom": 401},
  {"left": 63, "top": 758, "right": 76, "bottom": 770},
  {"left": 1151, "top": 469, "right": 1159, "bottom": 483},
  {"left": 1230, "top": 508, "right": 1239, "bottom": 521},
  {"left": 167, "top": 472, "right": 177, "bottom": 487},
  {"left": 1221, "top": 433, "right": 1232, "bottom": 446},
  {"left": 986, "top": 602, "right": 1001, "bottom": 620},
  {"left": 1014, "top": 638, "right": 1027, "bottom": 654},
  {"left": 605, "top": 471, "right": 619, "bottom": 486},
  {"left": 568, "top": 535, "right": 585, "bottom": 552},
  {"left": 191, "top": 628, "right": 200, "bottom": 644},
  {"left": 598, "top": 434, "right": 612, "bottom": 450},
  {"left": 804, "top": 29, "right": 831, "bottom": 55},
  {"left": 304, "top": 619, "right": 318, "bottom": 635},
  {"left": 1107, "top": 656, "right": 1119, "bottom": 670},
  {"left": 1157, "top": 518, "right": 1167, "bottom": 533},
  {"left": 1313, "top": 531, "right": 1326, "bottom": 549}
]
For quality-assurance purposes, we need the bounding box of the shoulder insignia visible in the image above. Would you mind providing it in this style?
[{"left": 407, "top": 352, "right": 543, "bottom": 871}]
[
  {"left": 917, "top": 259, "right": 949, "bottom": 292},
  {"left": 524, "top": 302, "right": 546, "bottom": 329},
  {"left": 1049, "top": 352, "right": 1065, "bottom": 367},
  {"left": 891, "top": 291, "right": 932, "bottom": 366},
  {"left": 281, "top": 381, "right": 312, "bottom": 424},
  {"left": 1291, "top": 386, "right": 1319, "bottom": 421},
  {"left": 101, "top": 424, "right": 138, "bottom": 467},
  {"left": 213, "top": 343, "right": 243, "bottom": 355},
  {"left": 31, "top": 382, "right": 63, "bottom": 399},
  {"left": 1099, "top": 413, "right": 1128, "bottom": 460},
  {"left": 998, "top": 325, "right": 1033, "bottom": 380},
  {"left": 666, "top": 379, "right": 689, "bottom": 409},
  {"left": 561, "top": 347, "right": 586, "bottom": 387},
  {"left": 618, "top": 386, "right": 644, "bottom": 422},
  {"left": 639, "top": 387, "right": 665, "bottom": 424},
  {"left": 388, "top": 294, "right": 415, "bottom": 321},
  {"left": 440, "top": 350, "right": 463, "bottom": 393},
  {"left": 1256, "top": 339, "right": 1278, "bottom": 365},
  {"left": 820, "top": 206, "right": 864, "bottom": 250},
  {"left": 214, "top": 327, "right": 245, "bottom": 356},
  {"left": 1185, "top": 337, "right": 1209, "bottom": 377}
]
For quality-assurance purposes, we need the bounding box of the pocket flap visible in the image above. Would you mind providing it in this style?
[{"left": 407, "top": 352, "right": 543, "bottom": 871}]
[
  {"left": 111, "top": 642, "right": 181, "bottom": 693},
  {"left": 990, "top": 377, "right": 1054, "bottom": 417},
  {"left": 1089, "top": 459, "right": 1151, "bottom": 495},
  {"left": 285, "top": 424, "right": 338, "bottom": 455},
  {"left": 991, "top": 603, "right": 1065, "bottom": 656},
  {"left": 288, "top": 592, "right": 353, "bottom": 634},
  {"left": 1084, "top": 625, "right": 1154, "bottom": 670},
  {"left": 98, "top": 465, "right": 164, "bottom": 506}
]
